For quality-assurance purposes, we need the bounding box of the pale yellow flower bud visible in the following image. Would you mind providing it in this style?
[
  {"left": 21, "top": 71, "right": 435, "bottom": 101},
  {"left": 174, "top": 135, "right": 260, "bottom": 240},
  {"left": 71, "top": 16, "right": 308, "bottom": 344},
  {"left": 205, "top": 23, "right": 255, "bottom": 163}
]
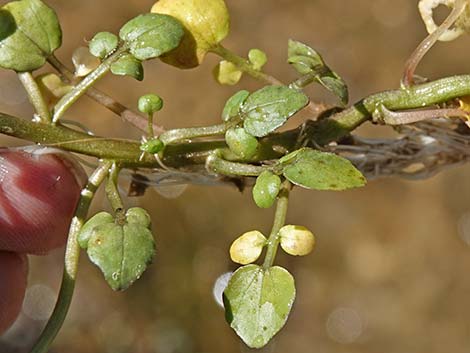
[
  {"left": 230, "top": 231, "right": 267, "bottom": 265},
  {"left": 279, "top": 225, "right": 315, "bottom": 256}
]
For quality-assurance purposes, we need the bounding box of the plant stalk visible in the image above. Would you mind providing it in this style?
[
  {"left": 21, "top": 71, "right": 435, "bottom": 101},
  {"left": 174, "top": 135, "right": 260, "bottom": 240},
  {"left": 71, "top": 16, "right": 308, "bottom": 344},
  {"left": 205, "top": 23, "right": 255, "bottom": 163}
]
[
  {"left": 30, "top": 161, "right": 112, "bottom": 353},
  {"left": 17, "top": 72, "right": 51, "bottom": 123},
  {"left": 263, "top": 181, "right": 290, "bottom": 269}
]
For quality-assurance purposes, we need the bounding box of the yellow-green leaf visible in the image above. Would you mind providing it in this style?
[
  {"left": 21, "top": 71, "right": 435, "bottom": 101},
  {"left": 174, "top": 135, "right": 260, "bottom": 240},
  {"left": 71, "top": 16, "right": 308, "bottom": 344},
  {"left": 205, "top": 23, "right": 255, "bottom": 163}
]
[{"left": 151, "top": 0, "right": 229, "bottom": 68}]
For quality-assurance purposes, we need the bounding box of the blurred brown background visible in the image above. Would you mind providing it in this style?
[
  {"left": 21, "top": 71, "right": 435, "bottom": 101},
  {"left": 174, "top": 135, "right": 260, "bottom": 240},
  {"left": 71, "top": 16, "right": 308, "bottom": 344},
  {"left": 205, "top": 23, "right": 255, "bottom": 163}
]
[{"left": 2, "top": 0, "right": 470, "bottom": 352}]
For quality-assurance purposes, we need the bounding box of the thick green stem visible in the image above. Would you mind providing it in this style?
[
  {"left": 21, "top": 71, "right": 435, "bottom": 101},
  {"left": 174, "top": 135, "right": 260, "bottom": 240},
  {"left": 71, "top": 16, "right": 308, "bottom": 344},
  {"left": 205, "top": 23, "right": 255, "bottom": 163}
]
[
  {"left": 263, "top": 181, "right": 290, "bottom": 269},
  {"left": 206, "top": 152, "right": 266, "bottom": 176},
  {"left": 52, "top": 47, "right": 127, "bottom": 123},
  {"left": 210, "top": 45, "right": 282, "bottom": 85},
  {"left": 17, "top": 72, "right": 51, "bottom": 123},
  {"left": 2, "top": 75, "right": 470, "bottom": 171},
  {"left": 30, "top": 161, "right": 112, "bottom": 353},
  {"left": 159, "top": 123, "right": 227, "bottom": 145}
]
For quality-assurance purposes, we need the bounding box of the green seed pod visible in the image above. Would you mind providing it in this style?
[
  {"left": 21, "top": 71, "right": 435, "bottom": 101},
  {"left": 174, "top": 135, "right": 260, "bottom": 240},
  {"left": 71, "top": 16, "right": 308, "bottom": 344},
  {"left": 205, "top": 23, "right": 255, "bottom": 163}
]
[
  {"left": 230, "top": 230, "right": 267, "bottom": 265},
  {"left": 138, "top": 94, "right": 164, "bottom": 115},
  {"left": 248, "top": 48, "right": 267, "bottom": 70},
  {"left": 140, "top": 137, "right": 165, "bottom": 154},
  {"left": 252, "top": 171, "right": 281, "bottom": 209},
  {"left": 225, "top": 127, "right": 258, "bottom": 159},
  {"left": 89, "top": 32, "right": 118, "bottom": 59},
  {"left": 279, "top": 225, "right": 315, "bottom": 256}
]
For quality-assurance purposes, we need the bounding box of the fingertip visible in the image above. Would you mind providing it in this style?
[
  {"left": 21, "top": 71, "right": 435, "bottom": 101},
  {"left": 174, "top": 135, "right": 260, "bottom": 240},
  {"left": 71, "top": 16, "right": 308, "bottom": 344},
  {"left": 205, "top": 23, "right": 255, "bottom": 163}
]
[
  {"left": 0, "top": 149, "right": 85, "bottom": 254},
  {"left": 0, "top": 252, "right": 28, "bottom": 335}
]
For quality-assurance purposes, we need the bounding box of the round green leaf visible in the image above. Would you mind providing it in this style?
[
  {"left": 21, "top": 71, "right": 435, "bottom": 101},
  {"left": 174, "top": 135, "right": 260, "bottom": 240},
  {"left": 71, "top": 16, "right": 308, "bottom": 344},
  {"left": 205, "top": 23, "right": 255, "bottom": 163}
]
[
  {"left": 241, "top": 85, "right": 309, "bottom": 137},
  {"left": 282, "top": 148, "right": 366, "bottom": 190},
  {"left": 223, "top": 265, "right": 296, "bottom": 349},
  {"left": 0, "top": 0, "right": 62, "bottom": 71},
  {"left": 119, "top": 13, "right": 184, "bottom": 61},
  {"left": 78, "top": 211, "right": 114, "bottom": 249},
  {"left": 89, "top": 32, "right": 118, "bottom": 59},
  {"left": 110, "top": 53, "right": 144, "bottom": 81},
  {"left": 221, "top": 90, "right": 250, "bottom": 122},
  {"left": 252, "top": 171, "right": 281, "bottom": 208},
  {"left": 225, "top": 127, "right": 258, "bottom": 159}
]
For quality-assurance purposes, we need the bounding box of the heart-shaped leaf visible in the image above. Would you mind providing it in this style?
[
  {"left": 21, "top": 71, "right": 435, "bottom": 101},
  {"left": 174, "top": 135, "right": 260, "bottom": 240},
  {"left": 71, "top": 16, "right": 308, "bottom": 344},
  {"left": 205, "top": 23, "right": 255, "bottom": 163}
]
[
  {"left": 80, "top": 208, "right": 155, "bottom": 291},
  {"left": 281, "top": 148, "right": 366, "bottom": 190},
  {"left": 241, "top": 85, "right": 308, "bottom": 137},
  {"left": 119, "top": 13, "right": 184, "bottom": 61},
  {"left": 0, "top": 0, "right": 62, "bottom": 71},
  {"left": 223, "top": 265, "right": 296, "bottom": 348}
]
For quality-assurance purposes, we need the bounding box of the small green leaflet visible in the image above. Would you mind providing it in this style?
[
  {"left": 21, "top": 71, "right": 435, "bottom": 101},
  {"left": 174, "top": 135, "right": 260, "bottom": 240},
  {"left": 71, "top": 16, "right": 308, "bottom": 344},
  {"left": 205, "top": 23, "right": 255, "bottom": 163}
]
[
  {"left": 0, "top": 0, "right": 62, "bottom": 71},
  {"left": 119, "top": 13, "right": 184, "bottom": 61},
  {"left": 89, "top": 32, "right": 118, "bottom": 59},
  {"left": 111, "top": 53, "right": 144, "bottom": 81},
  {"left": 252, "top": 170, "right": 281, "bottom": 209},
  {"left": 213, "top": 60, "right": 243, "bottom": 85},
  {"left": 281, "top": 148, "right": 366, "bottom": 190},
  {"left": 241, "top": 85, "right": 309, "bottom": 137},
  {"left": 221, "top": 90, "right": 250, "bottom": 122},
  {"left": 225, "top": 127, "right": 258, "bottom": 160},
  {"left": 78, "top": 208, "right": 155, "bottom": 291},
  {"left": 223, "top": 265, "right": 296, "bottom": 348},
  {"left": 288, "top": 39, "right": 348, "bottom": 106}
]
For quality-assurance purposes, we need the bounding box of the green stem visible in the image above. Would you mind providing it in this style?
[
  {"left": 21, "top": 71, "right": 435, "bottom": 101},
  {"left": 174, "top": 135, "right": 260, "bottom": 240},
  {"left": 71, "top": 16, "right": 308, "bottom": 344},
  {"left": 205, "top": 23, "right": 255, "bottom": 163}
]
[
  {"left": 159, "top": 123, "right": 227, "bottom": 145},
  {"left": 47, "top": 55, "right": 163, "bottom": 134},
  {"left": 30, "top": 161, "right": 112, "bottom": 353},
  {"left": 17, "top": 72, "right": 51, "bottom": 123},
  {"left": 210, "top": 45, "right": 282, "bottom": 86},
  {"left": 105, "top": 162, "right": 124, "bottom": 214},
  {"left": 147, "top": 114, "right": 155, "bottom": 137},
  {"left": 206, "top": 152, "right": 266, "bottom": 176},
  {"left": 2, "top": 75, "right": 470, "bottom": 169},
  {"left": 52, "top": 47, "right": 127, "bottom": 123},
  {"left": 263, "top": 181, "right": 290, "bottom": 269},
  {"left": 289, "top": 71, "right": 318, "bottom": 90}
]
